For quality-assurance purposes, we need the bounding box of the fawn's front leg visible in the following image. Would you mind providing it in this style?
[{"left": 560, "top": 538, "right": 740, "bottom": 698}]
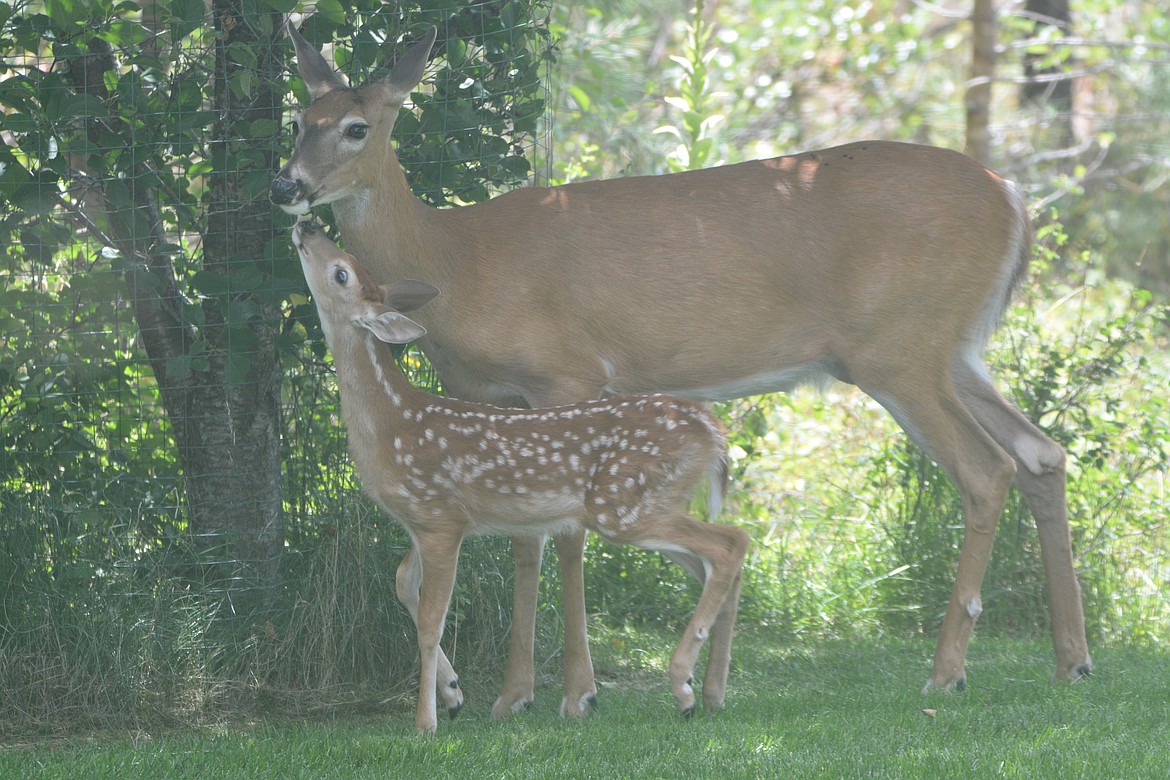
[
  {"left": 396, "top": 548, "right": 464, "bottom": 718},
  {"left": 413, "top": 533, "right": 463, "bottom": 735}
]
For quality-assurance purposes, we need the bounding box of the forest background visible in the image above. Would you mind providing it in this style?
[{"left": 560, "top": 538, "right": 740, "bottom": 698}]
[{"left": 0, "top": 0, "right": 1166, "bottom": 736}]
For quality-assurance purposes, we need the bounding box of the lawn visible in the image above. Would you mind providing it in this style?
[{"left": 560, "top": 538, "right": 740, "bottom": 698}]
[{"left": 3, "top": 632, "right": 1166, "bottom": 779}]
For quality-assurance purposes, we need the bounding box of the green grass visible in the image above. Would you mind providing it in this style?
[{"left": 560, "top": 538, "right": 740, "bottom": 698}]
[{"left": 3, "top": 632, "right": 1167, "bottom": 779}]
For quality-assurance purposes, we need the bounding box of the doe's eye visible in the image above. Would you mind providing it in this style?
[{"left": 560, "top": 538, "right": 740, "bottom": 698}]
[
  {"left": 290, "top": 119, "right": 300, "bottom": 136},
  {"left": 346, "top": 123, "right": 369, "bottom": 140},
  {"left": 333, "top": 267, "right": 349, "bottom": 286}
]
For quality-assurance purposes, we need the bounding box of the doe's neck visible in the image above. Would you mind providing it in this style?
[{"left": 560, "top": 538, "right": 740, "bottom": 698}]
[{"left": 330, "top": 152, "right": 444, "bottom": 283}]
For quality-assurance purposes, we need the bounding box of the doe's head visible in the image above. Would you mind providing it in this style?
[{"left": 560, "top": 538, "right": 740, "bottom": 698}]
[
  {"left": 292, "top": 221, "right": 438, "bottom": 345},
  {"left": 269, "top": 21, "right": 438, "bottom": 215}
]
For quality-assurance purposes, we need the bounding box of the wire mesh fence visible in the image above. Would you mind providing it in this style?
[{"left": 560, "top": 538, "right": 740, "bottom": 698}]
[
  {"left": 0, "top": 0, "right": 553, "bottom": 734},
  {"left": 5, "top": 0, "right": 1169, "bottom": 740}
]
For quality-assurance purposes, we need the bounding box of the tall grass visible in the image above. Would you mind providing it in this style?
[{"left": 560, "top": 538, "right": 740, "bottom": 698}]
[
  {"left": 0, "top": 497, "right": 223, "bottom": 733},
  {"left": 0, "top": 492, "right": 545, "bottom": 735}
]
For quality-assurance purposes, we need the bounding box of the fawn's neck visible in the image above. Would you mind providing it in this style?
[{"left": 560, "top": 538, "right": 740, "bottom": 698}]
[{"left": 332, "top": 330, "right": 432, "bottom": 440}]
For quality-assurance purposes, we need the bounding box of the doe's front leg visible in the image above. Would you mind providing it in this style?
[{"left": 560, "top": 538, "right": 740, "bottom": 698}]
[
  {"left": 555, "top": 528, "right": 598, "bottom": 717},
  {"left": 491, "top": 533, "right": 544, "bottom": 719}
]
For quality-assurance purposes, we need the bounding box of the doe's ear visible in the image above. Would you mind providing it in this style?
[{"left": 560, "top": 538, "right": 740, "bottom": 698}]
[
  {"left": 287, "top": 19, "right": 347, "bottom": 100},
  {"left": 381, "top": 26, "right": 438, "bottom": 101},
  {"left": 381, "top": 279, "right": 439, "bottom": 313},
  {"left": 361, "top": 309, "right": 427, "bottom": 345}
]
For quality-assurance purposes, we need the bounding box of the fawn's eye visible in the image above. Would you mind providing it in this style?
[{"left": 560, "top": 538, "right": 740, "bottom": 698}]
[
  {"left": 290, "top": 119, "right": 300, "bottom": 136},
  {"left": 333, "top": 267, "right": 348, "bottom": 286},
  {"left": 345, "top": 123, "right": 369, "bottom": 140}
]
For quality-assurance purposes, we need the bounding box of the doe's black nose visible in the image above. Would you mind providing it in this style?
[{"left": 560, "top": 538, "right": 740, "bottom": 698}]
[{"left": 269, "top": 176, "right": 302, "bottom": 205}]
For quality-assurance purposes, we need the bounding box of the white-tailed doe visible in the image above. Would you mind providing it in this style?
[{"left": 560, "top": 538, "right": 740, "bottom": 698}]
[
  {"left": 293, "top": 221, "right": 749, "bottom": 735},
  {"left": 272, "top": 22, "right": 1091, "bottom": 709}
]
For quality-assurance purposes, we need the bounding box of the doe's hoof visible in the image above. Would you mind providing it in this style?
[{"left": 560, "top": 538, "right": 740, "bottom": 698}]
[{"left": 922, "top": 674, "right": 966, "bottom": 694}]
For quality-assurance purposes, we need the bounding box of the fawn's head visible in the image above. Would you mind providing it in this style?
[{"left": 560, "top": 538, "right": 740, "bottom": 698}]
[
  {"left": 270, "top": 22, "right": 438, "bottom": 215},
  {"left": 293, "top": 221, "right": 439, "bottom": 345}
]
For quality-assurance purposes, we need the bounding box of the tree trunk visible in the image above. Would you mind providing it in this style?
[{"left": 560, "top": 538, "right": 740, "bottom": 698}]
[
  {"left": 65, "top": 9, "right": 288, "bottom": 605},
  {"left": 966, "top": 0, "right": 997, "bottom": 166},
  {"left": 1021, "top": 0, "right": 1072, "bottom": 109},
  {"left": 1021, "top": 0, "right": 1074, "bottom": 147},
  {"left": 184, "top": 0, "right": 288, "bottom": 601}
]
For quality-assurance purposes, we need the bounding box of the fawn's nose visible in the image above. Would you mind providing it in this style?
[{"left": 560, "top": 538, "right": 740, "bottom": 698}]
[{"left": 269, "top": 175, "right": 303, "bottom": 205}]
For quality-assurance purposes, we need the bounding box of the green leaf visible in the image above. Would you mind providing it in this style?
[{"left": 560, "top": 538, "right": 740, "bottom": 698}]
[
  {"left": 313, "top": 0, "right": 345, "bottom": 25},
  {"left": 165, "top": 354, "right": 193, "bottom": 382},
  {"left": 47, "top": 93, "right": 108, "bottom": 123},
  {"left": 103, "top": 20, "right": 151, "bottom": 47},
  {"left": 568, "top": 85, "right": 591, "bottom": 112},
  {"left": 225, "top": 349, "right": 253, "bottom": 385},
  {"left": 115, "top": 72, "right": 149, "bottom": 118},
  {"left": 190, "top": 269, "right": 232, "bottom": 297},
  {"left": 130, "top": 267, "right": 166, "bottom": 295},
  {"left": 44, "top": 0, "right": 85, "bottom": 27},
  {"left": 170, "top": 0, "right": 206, "bottom": 40},
  {"left": 0, "top": 111, "right": 37, "bottom": 134},
  {"left": 0, "top": 74, "right": 36, "bottom": 112},
  {"left": 227, "top": 42, "right": 257, "bottom": 68},
  {"left": 498, "top": 155, "right": 531, "bottom": 182},
  {"left": 245, "top": 119, "right": 280, "bottom": 139},
  {"left": 229, "top": 70, "right": 255, "bottom": 101},
  {"left": 14, "top": 170, "right": 60, "bottom": 215},
  {"left": 0, "top": 156, "right": 32, "bottom": 200},
  {"left": 66, "top": 269, "right": 123, "bottom": 303},
  {"left": 183, "top": 302, "right": 206, "bottom": 328},
  {"left": 259, "top": 0, "right": 298, "bottom": 12}
]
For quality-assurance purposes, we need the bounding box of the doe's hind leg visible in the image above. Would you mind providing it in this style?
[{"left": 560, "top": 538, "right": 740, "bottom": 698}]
[{"left": 953, "top": 364, "right": 1092, "bottom": 680}]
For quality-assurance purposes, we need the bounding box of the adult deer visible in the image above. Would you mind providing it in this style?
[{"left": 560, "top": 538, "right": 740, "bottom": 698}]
[
  {"left": 292, "top": 220, "right": 748, "bottom": 734},
  {"left": 271, "top": 21, "right": 1091, "bottom": 713}
]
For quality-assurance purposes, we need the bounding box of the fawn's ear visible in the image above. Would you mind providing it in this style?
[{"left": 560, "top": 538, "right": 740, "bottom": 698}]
[
  {"left": 360, "top": 307, "right": 427, "bottom": 344},
  {"left": 380, "top": 280, "right": 439, "bottom": 313}
]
